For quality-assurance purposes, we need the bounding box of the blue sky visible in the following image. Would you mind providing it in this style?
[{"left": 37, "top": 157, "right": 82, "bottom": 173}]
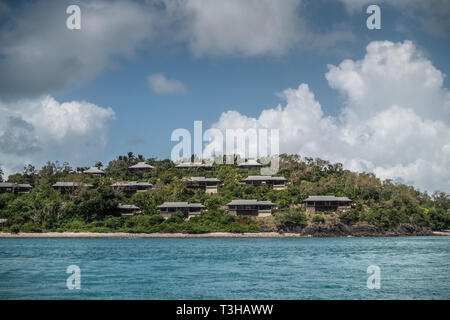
[{"left": 0, "top": 0, "right": 449, "bottom": 192}]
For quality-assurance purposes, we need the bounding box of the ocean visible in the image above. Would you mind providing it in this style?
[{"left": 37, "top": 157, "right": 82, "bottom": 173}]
[{"left": 0, "top": 236, "right": 448, "bottom": 299}]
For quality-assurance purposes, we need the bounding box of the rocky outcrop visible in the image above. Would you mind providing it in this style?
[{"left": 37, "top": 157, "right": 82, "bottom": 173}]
[{"left": 296, "top": 222, "right": 433, "bottom": 237}]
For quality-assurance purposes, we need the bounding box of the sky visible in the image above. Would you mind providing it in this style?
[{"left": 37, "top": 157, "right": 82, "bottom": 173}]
[{"left": 0, "top": 0, "right": 449, "bottom": 193}]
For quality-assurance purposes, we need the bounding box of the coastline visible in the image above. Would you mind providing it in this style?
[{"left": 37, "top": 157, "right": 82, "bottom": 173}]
[{"left": 0, "top": 231, "right": 448, "bottom": 238}]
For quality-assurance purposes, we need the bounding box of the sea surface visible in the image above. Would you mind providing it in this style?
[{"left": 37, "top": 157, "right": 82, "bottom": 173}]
[{"left": 0, "top": 236, "right": 449, "bottom": 299}]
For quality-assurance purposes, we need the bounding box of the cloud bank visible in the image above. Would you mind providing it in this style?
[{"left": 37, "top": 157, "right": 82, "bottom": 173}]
[
  {"left": 208, "top": 41, "right": 450, "bottom": 193},
  {"left": 0, "top": 96, "right": 115, "bottom": 176}
]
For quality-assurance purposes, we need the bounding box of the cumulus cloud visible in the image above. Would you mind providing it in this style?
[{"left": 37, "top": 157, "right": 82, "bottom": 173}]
[
  {"left": 0, "top": 0, "right": 154, "bottom": 100},
  {"left": 147, "top": 73, "right": 186, "bottom": 94},
  {"left": 207, "top": 41, "right": 450, "bottom": 193},
  {"left": 0, "top": 96, "right": 115, "bottom": 176}
]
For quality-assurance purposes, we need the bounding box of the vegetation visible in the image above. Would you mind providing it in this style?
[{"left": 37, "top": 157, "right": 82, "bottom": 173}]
[{"left": 0, "top": 153, "right": 449, "bottom": 233}]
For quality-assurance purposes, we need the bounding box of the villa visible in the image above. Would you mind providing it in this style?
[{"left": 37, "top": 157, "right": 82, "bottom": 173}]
[
  {"left": 83, "top": 166, "right": 105, "bottom": 177},
  {"left": 117, "top": 204, "right": 141, "bottom": 217},
  {"left": 303, "top": 195, "right": 353, "bottom": 212},
  {"left": 52, "top": 182, "right": 93, "bottom": 194},
  {"left": 185, "top": 177, "right": 221, "bottom": 194},
  {"left": 226, "top": 199, "right": 275, "bottom": 216},
  {"left": 0, "top": 183, "right": 33, "bottom": 194},
  {"left": 237, "top": 159, "right": 262, "bottom": 169},
  {"left": 111, "top": 181, "right": 152, "bottom": 193},
  {"left": 129, "top": 162, "right": 154, "bottom": 172},
  {"left": 157, "top": 202, "right": 206, "bottom": 219},
  {"left": 243, "top": 175, "right": 287, "bottom": 190}
]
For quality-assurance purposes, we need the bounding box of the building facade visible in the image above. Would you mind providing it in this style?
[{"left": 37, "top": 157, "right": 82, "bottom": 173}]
[
  {"left": 0, "top": 183, "right": 33, "bottom": 194},
  {"left": 185, "top": 177, "right": 221, "bottom": 194},
  {"left": 111, "top": 181, "right": 152, "bottom": 193},
  {"left": 226, "top": 199, "right": 275, "bottom": 216},
  {"left": 157, "top": 202, "right": 206, "bottom": 219},
  {"left": 243, "top": 176, "right": 287, "bottom": 190},
  {"left": 303, "top": 195, "right": 353, "bottom": 212}
]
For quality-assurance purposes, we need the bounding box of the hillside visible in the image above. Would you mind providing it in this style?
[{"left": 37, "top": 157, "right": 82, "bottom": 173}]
[{"left": 0, "top": 153, "right": 449, "bottom": 235}]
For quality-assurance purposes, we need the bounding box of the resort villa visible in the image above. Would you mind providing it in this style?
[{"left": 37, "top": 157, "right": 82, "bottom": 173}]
[
  {"left": 0, "top": 183, "right": 33, "bottom": 194},
  {"left": 111, "top": 181, "right": 152, "bottom": 193},
  {"left": 157, "top": 202, "right": 207, "bottom": 219},
  {"left": 236, "top": 159, "right": 262, "bottom": 169},
  {"left": 226, "top": 199, "right": 275, "bottom": 216},
  {"left": 117, "top": 204, "right": 141, "bottom": 217},
  {"left": 185, "top": 177, "right": 221, "bottom": 194},
  {"left": 303, "top": 196, "right": 353, "bottom": 212},
  {"left": 52, "top": 182, "right": 93, "bottom": 194},
  {"left": 129, "top": 162, "right": 154, "bottom": 172},
  {"left": 83, "top": 166, "right": 105, "bottom": 177},
  {"left": 243, "top": 175, "right": 287, "bottom": 190}
]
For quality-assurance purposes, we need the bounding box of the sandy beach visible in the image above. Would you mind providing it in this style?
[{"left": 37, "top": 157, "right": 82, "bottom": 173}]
[{"left": 0, "top": 231, "right": 448, "bottom": 238}]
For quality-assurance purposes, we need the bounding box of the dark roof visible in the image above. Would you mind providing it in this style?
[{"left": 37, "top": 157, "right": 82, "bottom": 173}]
[
  {"left": 129, "top": 162, "right": 154, "bottom": 169},
  {"left": 243, "top": 175, "right": 286, "bottom": 182},
  {"left": 226, "top": 199, "right": 275, "bottom": 206},
  {"left": 83, "top": 167, "right": 105, "bottom": 174},
  {"left": 187, "top": 177, "right": 220, "bottom": 182},
  {"left": 176, "top": 162, "right": 213, "bottom": 168},
  {"left": 237, "top": 159, "right": 262, "bottom": 167},
  {"left": 0, "top": 182, "right": 14, "bottom": 187},
  {"left": 157, "top": 202, "right": 206, "bottom": 209},
  {"left": 303, "top": 195, "right": 352, "bottom": 202},
  {"left": 117, "top": 204, "right": 140, "bottom": 210},
  {"left": 52, "top": 182, "right": 93, "bottom": 188},
  {"left": 111, "top": 181, "right": 152, "bottom": 187},
  {"left": 17, "top": 184, "right": 33, "bottom": 188}
]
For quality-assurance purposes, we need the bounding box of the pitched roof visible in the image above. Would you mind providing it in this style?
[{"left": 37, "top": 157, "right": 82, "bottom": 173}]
[
  {"left": 303, "top": 195, "right": 352, "bottom": 202},
  {"left": 16, "top": 184, "right": 33, "bottom": 188},
  {"left": 83, "top": 167, "right": 105, "bottom": 174},
  {"left": 129, "top": 162, "right": 154, "bottom": 169},
  {"left": 52, "top": 182, "right": 93, "bottom": 188},
  {"left": 237, "top": 159, "right": 262, "bottom": 167},
  {"left": 187, "top": 177, "right": 221, "bottom": 182},
  {"left": 226, "top": 199, "right": 274, "bottom": 206},
  {"left": 0, "top": 182, "right": 14, "bottom": 188},
  {"left": 176, "top": 162, "right": 213, "bottom": 168},
  {"left": 157, "top": 202, "right": 206, "bottom": 208},
  {"left": 111, "top": 181, "right": 152, "bottom": 187},
  {"left": 117, "top": 204, "right": 140, "bottom": 210},
  {"left": 243, "top": 175, "right": 286, "bottom": 182}
]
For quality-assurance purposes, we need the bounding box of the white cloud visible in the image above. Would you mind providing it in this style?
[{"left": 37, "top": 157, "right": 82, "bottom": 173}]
[
  {"left": 157, "top": 0, "right": 354, "bottom": 57},
  {"left": 147, "top": 73, "right": 186, "bottom": 94},
  {"left": 208, "top": 41, "right": 450, "bottom": 193},
  {"left": 0, "top": 0, "right": 154, "bottom": 99},
  {"left": 0, "top": 96, "right": 115, "bottom": 176}
]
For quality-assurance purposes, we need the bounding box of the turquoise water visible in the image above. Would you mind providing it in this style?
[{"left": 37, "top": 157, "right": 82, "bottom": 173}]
[{"left": 0, "top": 236, "right": 448, "bottom": 299}]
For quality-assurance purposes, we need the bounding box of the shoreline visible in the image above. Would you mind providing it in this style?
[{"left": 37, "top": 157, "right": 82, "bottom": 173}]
[{"left": 0, "top": 231, "right": 449, "bottom": 238}]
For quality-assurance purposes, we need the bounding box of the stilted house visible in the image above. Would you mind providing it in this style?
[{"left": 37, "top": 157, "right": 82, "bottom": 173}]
[
  {"left": 303, "top": 196, "right": 353, "bottom": 212},
  {"left": 111, "top": 181, "right": 152, "bottom": 193},
  {"left": 52, "top": 182, "right": 93, "bottom": 194},
  {"left": 185, "top": 177, "right": 221, "bottom": 194},
  {"left": 243, "top": 176, "right": 287, "bottom": 190},
  {"left": 237, "top": 159, "right": 262, "bottom": 170},
  {"left": 226, "top": 199, "right": 275, "bottom": 217},
  {"left": 83, "top": 166, "right": 105, "bottom": 177},
  {"left": 0, "top": 218, "right": 7, "bottom": 226},
  {"left": 0, "top": 183, "right": 33, "bottom": 194},
  {"left": 117, "top": 204, "right": 141, "bottom": 217},
  {"left": 129, "top": 162, "right": 154, "bottom": 172},
  {"left": 175, "top": 162, "right": 213, "bottom": 170},
  {"left": 157, "top": 202, "right": 206, "bottom": 219}
]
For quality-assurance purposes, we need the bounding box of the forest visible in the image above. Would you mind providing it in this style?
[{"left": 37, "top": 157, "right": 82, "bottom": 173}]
[{"left": 0, "top": 153, "right": 449, "bottom": 234}]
